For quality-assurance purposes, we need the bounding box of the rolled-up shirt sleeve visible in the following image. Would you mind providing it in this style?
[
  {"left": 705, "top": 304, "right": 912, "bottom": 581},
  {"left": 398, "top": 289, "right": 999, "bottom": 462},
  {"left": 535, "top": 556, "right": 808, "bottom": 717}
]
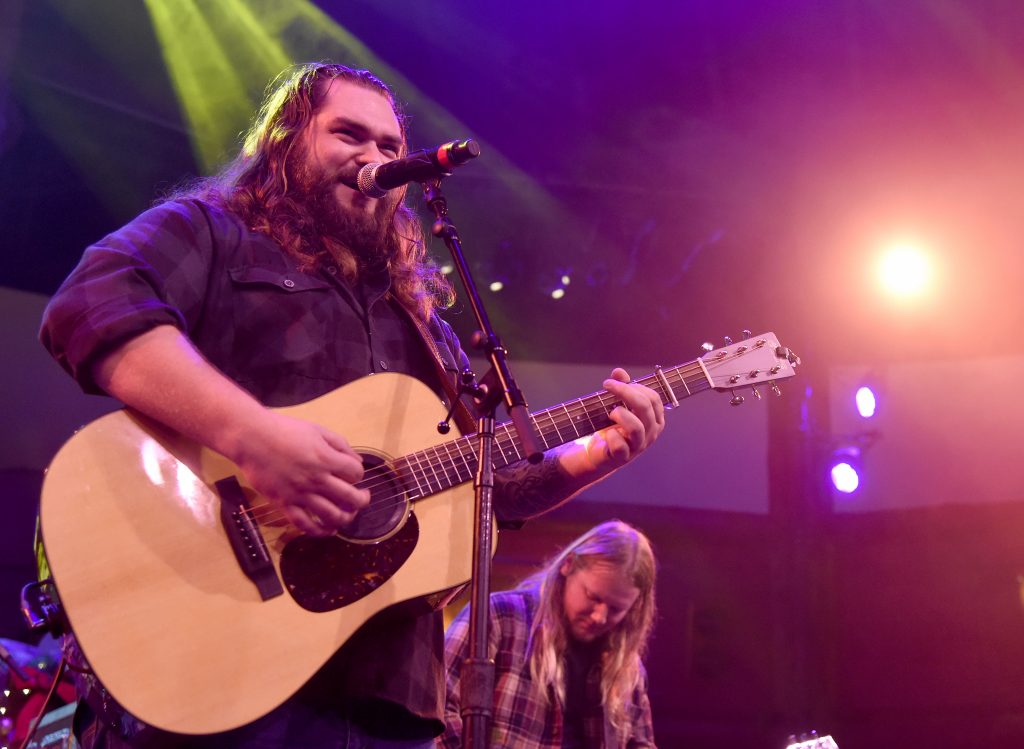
[{"left": 39, "top": 200, "right": 214, "bottom": 394}]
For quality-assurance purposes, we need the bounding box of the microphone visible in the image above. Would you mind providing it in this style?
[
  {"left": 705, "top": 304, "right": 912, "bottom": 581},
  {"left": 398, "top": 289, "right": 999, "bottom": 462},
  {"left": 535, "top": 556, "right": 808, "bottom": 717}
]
[{"left": 356, "top": 139, "right": 481, "bottom": 198}]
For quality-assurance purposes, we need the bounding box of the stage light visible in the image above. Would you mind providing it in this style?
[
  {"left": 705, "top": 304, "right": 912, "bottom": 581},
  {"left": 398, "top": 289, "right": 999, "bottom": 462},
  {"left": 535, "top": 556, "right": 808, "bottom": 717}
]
[
  {"left": 785, "top": 734, "right": 838, "bottom": 749},
  {"left": 855, "top": 386, "right": 876, "bottom": 418},
  {"left": 489, "top": 280, "right": 504, "bottom": 292},
  {"left": 440, "top": 263, "right": 454, "bottom": 275},
  {"left": 828, "top": 429, "right": 880, "bottom": 496},
  {"left": 545, "top": 267, "right": 572, "bottom": 299},
  {"left": 829, "top": 446, "right": 861, "bottom": 494},
  {"left": 877, "top": 241, "right": 931, "bottom": 298}
]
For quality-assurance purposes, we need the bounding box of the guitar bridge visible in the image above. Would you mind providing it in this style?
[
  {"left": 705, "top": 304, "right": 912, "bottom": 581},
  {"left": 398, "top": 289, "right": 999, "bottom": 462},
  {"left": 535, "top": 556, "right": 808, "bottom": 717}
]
[{"left": 216, "top": 477, "right": 284, "bottom": 601}]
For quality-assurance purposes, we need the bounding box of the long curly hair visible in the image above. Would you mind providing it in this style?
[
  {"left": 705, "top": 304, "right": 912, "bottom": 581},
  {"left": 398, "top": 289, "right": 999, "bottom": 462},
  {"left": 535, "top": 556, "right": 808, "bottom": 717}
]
[
  {"left": 178, "top": 62, "right": 453, "bottom": 321},
  {"left": 519, "top": 520, "right": 657, "bottom": 731}
]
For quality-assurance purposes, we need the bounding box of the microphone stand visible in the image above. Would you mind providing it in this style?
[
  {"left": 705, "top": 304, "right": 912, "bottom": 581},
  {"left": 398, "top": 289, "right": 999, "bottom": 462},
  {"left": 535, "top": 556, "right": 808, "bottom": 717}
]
[{"left": 420, "top": 177, "right": 543, "bottom": 749}]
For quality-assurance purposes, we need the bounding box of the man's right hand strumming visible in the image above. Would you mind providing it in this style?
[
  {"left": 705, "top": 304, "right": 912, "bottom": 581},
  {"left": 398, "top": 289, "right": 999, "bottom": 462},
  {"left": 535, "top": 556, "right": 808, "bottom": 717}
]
[
  {"left": 231, "top": 410, "right": 369, "bottom": 536},
  {"left": 93, "top": 324, "right": 369, "bottom": 537}
]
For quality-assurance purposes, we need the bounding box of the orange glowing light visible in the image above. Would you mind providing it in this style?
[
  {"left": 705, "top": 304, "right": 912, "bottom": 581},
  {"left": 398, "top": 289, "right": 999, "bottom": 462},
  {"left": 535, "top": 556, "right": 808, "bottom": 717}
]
[{"left": 877, "top": 242, "right": 932, "bottom": 298}]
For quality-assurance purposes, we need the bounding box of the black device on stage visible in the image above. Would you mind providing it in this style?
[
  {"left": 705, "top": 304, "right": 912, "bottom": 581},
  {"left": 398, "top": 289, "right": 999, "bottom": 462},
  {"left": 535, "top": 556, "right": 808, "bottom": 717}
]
[{"left": 356, "top": 139, "right": 480, "bottom": 197}]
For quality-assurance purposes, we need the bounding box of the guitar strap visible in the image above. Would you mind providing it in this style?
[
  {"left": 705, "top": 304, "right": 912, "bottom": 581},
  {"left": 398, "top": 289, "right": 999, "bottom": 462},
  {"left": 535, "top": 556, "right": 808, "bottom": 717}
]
[
  {"left": 394, "top": 297, "right": 478, "bottom": 436},
  {"left": 394, "top": 299, "right": 490, "bottom": 610}
]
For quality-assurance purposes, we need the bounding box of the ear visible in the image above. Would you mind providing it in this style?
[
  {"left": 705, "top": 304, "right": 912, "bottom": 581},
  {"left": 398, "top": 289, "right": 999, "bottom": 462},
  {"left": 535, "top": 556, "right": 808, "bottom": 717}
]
[{"left": 560, "top": 554, "right": 575, "bottom": 577}]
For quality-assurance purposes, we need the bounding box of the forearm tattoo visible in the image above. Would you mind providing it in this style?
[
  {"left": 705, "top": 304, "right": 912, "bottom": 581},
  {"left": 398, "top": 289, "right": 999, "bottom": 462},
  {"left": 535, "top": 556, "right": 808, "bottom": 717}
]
[{"left": 493, "top": 452, "right": 578, "bottom": 521}]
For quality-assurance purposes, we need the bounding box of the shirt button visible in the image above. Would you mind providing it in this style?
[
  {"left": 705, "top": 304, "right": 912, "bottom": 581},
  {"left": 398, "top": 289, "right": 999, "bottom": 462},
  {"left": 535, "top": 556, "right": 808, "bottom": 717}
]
[
  {"left": 379, "top": 360, "right": 389, "bottom": 370},
  {"left": 327, "top": 266, "right": 338, "bottom": 275},
  {"left": 282, "top": 278, "right": 295, "bottom": 288}
]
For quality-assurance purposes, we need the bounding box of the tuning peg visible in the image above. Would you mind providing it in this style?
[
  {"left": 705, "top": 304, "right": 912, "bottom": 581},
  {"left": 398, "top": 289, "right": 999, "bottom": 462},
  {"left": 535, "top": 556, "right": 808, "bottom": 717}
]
[
  {"left": 775, "top": 346, "right": 801, "bottom": 365},
  {"left": 742, "top": 329, "right": 752, "bottom": 339},
  {"left": 723, "top": 335, "right": 733, "bottom": 345},
  {"left": 701, "top": 341, "right": 714, "bottom": 353},
  {"left": 770, "top": 381, "right": 782, "bottom": 397},
  {"left": 730, "top": 391, "right": 744, "bottom": 406},
  {"left": 751, "top": 386, "right": 761, "bottom": 400}
]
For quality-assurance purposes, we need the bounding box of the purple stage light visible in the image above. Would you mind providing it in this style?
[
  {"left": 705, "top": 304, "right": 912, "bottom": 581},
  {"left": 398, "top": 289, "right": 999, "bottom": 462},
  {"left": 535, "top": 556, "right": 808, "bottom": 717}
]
[
  {"left": 830, "top": 461, "right": 860, "bottom": 494},
  {"left": 830, "top": 445, "right": 862, "bottom": 494},
  {"left": 855, "top": 386, "right": 877, "bottom": 418}
]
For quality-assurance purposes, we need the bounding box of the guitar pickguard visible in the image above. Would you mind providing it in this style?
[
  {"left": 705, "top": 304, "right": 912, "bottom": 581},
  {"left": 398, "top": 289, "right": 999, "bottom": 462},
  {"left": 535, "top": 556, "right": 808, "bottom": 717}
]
[{"left": 279, "top": 513, "right": 419, "bottom": 612}]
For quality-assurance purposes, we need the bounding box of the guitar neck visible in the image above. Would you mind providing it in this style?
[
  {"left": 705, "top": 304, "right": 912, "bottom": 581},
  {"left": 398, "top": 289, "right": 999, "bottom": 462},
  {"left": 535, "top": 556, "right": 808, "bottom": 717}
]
[
  {"left": 494, "top": 359, "right": 711, "bottom": 467},
  {"left": 394, "top": 359, "right": 712, "bottom": 501}
]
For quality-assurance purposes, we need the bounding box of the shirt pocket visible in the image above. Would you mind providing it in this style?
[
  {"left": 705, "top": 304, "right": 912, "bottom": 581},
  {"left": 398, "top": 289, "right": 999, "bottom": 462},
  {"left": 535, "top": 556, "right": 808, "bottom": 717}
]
[
  {"left": 228, "top": 265, "right": 331, "bottom": 293},
  {"left": 225, "top": 264, "right": 340, "bottom": 376}
]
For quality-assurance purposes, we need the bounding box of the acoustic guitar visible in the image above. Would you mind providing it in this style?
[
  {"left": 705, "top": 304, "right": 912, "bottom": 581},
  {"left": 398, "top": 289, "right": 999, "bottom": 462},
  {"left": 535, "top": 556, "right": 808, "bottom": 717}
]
[{"left": 39, "top": 332, "right": 799, "bottom": 734}]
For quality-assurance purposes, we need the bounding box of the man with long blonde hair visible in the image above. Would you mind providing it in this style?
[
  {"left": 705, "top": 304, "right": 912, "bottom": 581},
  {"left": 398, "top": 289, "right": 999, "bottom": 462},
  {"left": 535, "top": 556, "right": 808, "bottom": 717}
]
[
  {"left": 441, "top": 521, "right": 658, "bottom": 748},
  {"left": 41, "top": 63, "right": 667, "bottom": 749}
]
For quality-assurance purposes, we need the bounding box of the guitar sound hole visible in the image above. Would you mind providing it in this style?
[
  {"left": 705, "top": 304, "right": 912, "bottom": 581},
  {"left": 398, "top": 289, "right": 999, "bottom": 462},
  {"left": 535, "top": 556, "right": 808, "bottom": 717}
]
[{"left": 341, "top": 452, "right": 409, "bottom": 542}]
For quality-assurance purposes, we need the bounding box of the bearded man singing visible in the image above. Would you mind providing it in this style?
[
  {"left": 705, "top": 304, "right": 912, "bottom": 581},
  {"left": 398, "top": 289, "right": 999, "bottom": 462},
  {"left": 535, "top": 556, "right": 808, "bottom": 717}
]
[{"left": 40, "top": 63, "right": 666, "bottom": 749}]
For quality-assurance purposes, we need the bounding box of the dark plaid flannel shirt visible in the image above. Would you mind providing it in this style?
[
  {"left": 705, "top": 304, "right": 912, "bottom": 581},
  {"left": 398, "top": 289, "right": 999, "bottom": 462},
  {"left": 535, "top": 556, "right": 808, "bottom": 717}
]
[
  {"left": 439, "top": 590, "right": 656, "bottom": 749},
  {"left": 40, "top": 198, "right": 471, "bottom": 741}
]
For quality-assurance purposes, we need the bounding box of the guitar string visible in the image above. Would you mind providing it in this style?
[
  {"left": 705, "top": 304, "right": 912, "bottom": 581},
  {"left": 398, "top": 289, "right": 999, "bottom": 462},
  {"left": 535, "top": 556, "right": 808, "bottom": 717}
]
[
  {"left": 237, "top": 351, "right": 757, "bottom": 528},
  {"left": 239, "top": 350, "right": 756, "bottom": 529},
  {"left": 239, "top": 340, "right": 784, "bottom": 527},
  {"left": 241, "top": 388, "right": 625, "bottom": 527},
  {"left": 239, "top": 377, "right": 644, "bottom": 525},
  {"left": 239, "top": 366, "right": 705, "bottom": 526},
  {"left": 240, "top": 360, "right": 723, "bottom": 528},
  {"left": 240, "top": 393, "right": 612, "bottom": 526}
]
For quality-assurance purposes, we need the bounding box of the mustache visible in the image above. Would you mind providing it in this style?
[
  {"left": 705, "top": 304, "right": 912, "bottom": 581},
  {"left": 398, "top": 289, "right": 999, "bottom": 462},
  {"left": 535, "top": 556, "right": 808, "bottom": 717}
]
[{"left": 334, "top": 169, "right": 359, "bottom": 192}]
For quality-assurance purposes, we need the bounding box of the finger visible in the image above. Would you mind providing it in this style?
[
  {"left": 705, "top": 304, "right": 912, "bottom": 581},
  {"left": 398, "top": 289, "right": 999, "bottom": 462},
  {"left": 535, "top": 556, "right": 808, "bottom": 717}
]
[
  {"left": 608, "top": 408, "right": 644, "bottom": 454},
  {"left": 601, "top": 425, "right": 633, "bottom": 462},
  {"left": 319, "top": 428, "right": 364, "bottom": 462},
  {"left": 305, "top": 492, "right": 363, "bottom": 528},
  {"left": 313, "top": 434, "right": 366, "bottom": 483},
  {"left": 606, "top": 381, "right": 662, "bottom": 439},
  {"left": 313, "top": 475, "right": 371, "bottom": 515},
  {"left": 284, "top": 504, "right": 335, "bottom": 537},
  {"left": 609, "top": 367, "right": 631, "bottom": 384},
  {"left": 329, "top": 452, "right": 366, "bottom": 484}
]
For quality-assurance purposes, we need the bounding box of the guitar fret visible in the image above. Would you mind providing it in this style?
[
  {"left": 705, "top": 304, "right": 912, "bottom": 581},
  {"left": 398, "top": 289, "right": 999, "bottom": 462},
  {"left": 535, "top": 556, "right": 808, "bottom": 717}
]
[
  {"left": 453, "top": 437, "right": 474, "bottom": 482},
  {"left": 540, "top": 410, "right": 560, "bottom": 449},
  {"left": 427, "top": 444, "right": 454, "bottom": 490},
  {"left": 653, "top": 366, "right": 679, "bottom": 408},
  {"left": 560, "top": 403, "right": 583, "bottom": 439},
  {"left": 565, "top": 398, "right": 595, "bottom": 435},
  {"left": 415, "top": 449, "right": 442, "bottom": 493},
  {"left": 433, "top": 443, "right": 452, "bottom": 488},
  {"left": 398, "top": 456, "right": 426, "bottom": 499},
  {"left": 672, "top": 366, "right": 692, "bottom": 397},
  {"left": 496, "top": 424, "right": 522, "bottom": 465},
  {"left": 442, "top": 443, "right": 462, "bottom": 488},
  {"left": 583, "top": 399, "right": 602, "bottom": 433},
  {"left": 426, "top": 451, "right": 445, "bottom": 493},
  {"left": 402, "top": 452, "right": 424, "bottom": 495}
]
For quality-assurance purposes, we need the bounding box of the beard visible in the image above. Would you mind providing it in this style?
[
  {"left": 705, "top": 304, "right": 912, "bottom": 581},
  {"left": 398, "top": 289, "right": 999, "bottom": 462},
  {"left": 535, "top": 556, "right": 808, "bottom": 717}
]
[{"left": 289, "top": 156, "right": 397, "bottom": 267}]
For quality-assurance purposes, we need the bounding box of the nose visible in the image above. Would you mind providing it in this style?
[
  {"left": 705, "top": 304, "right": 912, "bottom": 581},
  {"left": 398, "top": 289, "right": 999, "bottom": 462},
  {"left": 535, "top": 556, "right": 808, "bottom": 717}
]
[
  {"left": 355, "top": 142, "right": 393, "bottom": 167},
  {"left": 590, "top": 604, "right": 608, "bottom": 626}
]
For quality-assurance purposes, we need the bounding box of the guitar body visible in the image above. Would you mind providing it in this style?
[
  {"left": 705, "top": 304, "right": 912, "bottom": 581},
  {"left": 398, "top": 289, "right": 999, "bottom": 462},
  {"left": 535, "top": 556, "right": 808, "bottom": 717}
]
[{"left": 40, "top": 373, "right": 477, "bottom": 735}]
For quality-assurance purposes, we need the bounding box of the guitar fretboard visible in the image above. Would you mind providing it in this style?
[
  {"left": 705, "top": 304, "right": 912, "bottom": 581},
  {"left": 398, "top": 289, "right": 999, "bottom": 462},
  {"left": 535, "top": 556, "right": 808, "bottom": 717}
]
[{"left": 392, "top": 359, "right": 712, "bottom": 501}]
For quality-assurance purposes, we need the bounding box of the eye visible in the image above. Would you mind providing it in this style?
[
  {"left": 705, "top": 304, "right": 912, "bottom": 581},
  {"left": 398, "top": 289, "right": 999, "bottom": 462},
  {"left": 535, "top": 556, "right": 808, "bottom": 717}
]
[{"left": 380, "top": 144, "right": 400, "bottom": 158}]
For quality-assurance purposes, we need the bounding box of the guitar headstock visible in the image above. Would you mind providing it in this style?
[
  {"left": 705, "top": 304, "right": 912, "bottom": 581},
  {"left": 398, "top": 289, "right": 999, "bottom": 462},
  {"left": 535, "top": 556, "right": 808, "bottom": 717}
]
[{"left": 700, "top": 331, "right": 800, "bottom": 403}]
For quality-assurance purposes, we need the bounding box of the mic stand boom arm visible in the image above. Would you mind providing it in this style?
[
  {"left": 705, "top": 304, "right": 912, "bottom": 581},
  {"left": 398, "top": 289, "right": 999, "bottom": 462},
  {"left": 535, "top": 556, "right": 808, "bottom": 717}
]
[{"left": 420, "top": 177, "right": 543, "bottom": 749}]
